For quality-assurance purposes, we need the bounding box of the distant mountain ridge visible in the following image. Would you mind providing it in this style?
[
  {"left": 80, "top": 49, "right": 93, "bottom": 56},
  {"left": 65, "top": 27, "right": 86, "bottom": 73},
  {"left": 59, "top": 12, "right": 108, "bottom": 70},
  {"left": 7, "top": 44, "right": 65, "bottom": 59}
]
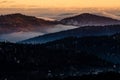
[
  {"left": 60, "top": 13, "right": 120, "bottom": 26},
  {"left": 1, "top": 13, "right": 120, "bottom": 42},
  {"left": 0, "top": 13, "right": 120, "bottom": 34},
  {"left": 0, "top": 13, "right": 56, "bottom": 34}
]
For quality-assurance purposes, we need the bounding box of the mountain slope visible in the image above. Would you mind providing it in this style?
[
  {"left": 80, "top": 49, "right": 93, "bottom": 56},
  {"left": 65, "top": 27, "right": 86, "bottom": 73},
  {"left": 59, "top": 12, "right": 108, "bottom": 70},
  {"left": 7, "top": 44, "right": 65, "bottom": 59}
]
[
  {"left": 41, "top": 33, "right": 120, "bottom": 64},
  {"left": 60, "top": 13, "right": 120, "bottom": 26},
  {"left": 20, "top": 25, "right": 120, "bottom": 44},
  {"left": 0, "top": 13, "right": 56, "bottom": 34}
]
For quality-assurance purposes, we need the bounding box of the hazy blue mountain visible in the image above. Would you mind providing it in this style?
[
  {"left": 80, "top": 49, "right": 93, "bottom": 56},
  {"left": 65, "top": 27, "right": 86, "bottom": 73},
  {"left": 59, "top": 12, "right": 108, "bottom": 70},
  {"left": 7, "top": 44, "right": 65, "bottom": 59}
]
[{"left": 20, "top": 25, "right": 120, "bottom": 44}]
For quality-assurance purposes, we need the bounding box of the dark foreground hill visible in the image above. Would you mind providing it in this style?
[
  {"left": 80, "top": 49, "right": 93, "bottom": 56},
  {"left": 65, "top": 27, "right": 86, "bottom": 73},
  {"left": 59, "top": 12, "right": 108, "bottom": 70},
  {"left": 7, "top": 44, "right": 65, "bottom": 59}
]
[
  {"left": 48, "top": 71, "right": 120, "bottom": 80},
  {"left": 1, "top": 33, "right": 120, "bottom": 79}
]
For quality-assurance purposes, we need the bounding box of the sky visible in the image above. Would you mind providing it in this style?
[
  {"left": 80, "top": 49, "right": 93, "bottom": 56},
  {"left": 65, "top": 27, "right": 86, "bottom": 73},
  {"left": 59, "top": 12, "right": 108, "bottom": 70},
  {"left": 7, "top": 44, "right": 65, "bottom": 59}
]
[
  {"left": 0, "top": 0, "right": 120, "bottom": 8},
  {"left": 0, "top": 0, "right": 120, "bottom": 20}
]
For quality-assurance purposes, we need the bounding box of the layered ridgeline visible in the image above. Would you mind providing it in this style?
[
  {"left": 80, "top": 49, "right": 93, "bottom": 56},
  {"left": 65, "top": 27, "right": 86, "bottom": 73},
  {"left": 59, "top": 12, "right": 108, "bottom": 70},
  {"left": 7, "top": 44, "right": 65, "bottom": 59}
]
[
  {"left": 60, "top": 13, "right": 120, "bottom": 26},
  {"left": 21, "top": 25, "right": 120, "bottom": 44},
  {"left": 0, "top": 13, "right": 76, "bottom": 42},
  {"left": 20, "top": 13, "right": 120, "bottom": 44},
  {"left": 0, "top": 13, "right": 120, "bottom": 34},
  {"left": 0, "top": 13, "right": 120, "bottom": 42},
  {"left": 1, "top": 13, "right": 120, "bottom": 34}
]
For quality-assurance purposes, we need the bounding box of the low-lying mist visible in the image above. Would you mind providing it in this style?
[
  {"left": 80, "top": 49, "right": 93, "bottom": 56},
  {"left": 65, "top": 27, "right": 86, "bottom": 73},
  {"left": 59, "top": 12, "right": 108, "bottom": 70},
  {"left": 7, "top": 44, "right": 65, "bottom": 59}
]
[
  {"left": 0, "top": 32, "right": 44, "bottom": 42},
  {"left": 0, "top": 24, "right": 77, "bottom": 42}
]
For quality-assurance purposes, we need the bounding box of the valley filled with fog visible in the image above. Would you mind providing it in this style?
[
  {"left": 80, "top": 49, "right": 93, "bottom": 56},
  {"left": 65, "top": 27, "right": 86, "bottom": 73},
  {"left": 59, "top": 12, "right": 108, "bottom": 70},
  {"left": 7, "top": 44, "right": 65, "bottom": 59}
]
[{"left": 0, "top": 24, "right": 77, "bottom": 42}]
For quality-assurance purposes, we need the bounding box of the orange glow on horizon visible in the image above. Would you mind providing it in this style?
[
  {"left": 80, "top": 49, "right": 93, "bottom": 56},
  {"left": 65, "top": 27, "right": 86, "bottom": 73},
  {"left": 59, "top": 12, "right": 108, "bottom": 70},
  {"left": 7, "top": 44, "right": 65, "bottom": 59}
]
[{"left": 0, "top": 0, "right": 120, "bottom": 8}]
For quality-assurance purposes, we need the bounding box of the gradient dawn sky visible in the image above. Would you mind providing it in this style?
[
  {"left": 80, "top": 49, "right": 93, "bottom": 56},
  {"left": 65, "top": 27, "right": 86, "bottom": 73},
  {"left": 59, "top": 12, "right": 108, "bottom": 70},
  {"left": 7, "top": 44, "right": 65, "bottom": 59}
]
[{"left": 0, "top": 0, "right": 120, "bottom": 8}]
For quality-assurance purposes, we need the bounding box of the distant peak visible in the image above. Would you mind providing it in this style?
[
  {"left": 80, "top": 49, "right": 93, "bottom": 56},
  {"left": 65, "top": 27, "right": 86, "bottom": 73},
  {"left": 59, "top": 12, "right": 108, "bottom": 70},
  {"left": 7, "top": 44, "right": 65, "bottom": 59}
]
[
  {"left": 6, "top": 13, "right": 26, "bottom": 16},
  {"left": 0, "top": 13, "right": 38, "bottom": 19},
  {"left": 80, "top": 13, "right": 92, "bottom": 15},
  {"left": 78, "top": 13, "right": 97, "bottom": 16},
  {"left": 12, "top": 13, "right": 23, "bottom": 15}
]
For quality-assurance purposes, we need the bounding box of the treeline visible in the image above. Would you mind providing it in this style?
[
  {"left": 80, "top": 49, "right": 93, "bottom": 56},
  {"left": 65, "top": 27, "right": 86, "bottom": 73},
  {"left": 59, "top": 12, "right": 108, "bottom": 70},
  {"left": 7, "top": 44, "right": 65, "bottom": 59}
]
[{"left": 48, "top": 71, "right": 120, "bottom": 80}]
